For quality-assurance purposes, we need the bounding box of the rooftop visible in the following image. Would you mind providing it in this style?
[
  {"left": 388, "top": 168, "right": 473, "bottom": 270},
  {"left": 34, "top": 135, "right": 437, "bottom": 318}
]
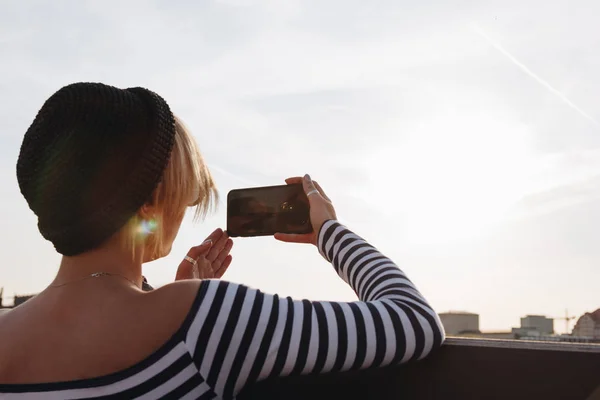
[
  {"left": 588, "top": 309, "right": 600, "bottom": 323},
  {"left": 439, "top": 311, "right": 479, "bottom": 316}
]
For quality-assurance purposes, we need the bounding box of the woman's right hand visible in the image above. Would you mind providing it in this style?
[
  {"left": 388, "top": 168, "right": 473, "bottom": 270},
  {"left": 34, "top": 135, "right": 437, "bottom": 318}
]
[
  {"left": 176, "top": 229, "right": 233, "bottom": 280},
  {"left": 274, "top": 174, "right": 337, "bottom": 246}
]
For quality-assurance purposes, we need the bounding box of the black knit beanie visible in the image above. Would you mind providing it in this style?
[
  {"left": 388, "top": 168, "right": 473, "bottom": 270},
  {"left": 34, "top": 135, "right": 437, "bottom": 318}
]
[{"left": 17, "top": 82, "right": 176, "bottom": 256}]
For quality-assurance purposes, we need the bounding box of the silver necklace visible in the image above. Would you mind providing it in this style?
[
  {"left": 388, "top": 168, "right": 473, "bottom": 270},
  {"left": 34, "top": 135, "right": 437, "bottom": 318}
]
[{"left": 49, "top": 272, "right": 140, "bottom": 288}]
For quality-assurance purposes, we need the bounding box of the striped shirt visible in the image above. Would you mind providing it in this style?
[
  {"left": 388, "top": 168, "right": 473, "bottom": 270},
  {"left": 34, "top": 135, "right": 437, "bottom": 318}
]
[{"left": 0, "top": 221, "right": 445, "bottom": 399}]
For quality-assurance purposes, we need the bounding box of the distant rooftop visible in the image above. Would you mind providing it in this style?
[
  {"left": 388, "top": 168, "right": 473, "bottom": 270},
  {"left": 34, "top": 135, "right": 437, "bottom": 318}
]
[
  {"left": 588, "top": 309, "right": 600, "bottom": 323},
  {"left": 0, "top": 293, "right": 36, "bottom": 309},
  {"left": 439, "top": 311, "right": 478, "bottom": 316}
]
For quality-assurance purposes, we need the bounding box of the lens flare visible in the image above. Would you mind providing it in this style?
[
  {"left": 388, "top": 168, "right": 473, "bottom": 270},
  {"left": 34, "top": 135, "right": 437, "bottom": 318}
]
[{"left": 137, "top": 219, "right": 157, "bottom": 236}]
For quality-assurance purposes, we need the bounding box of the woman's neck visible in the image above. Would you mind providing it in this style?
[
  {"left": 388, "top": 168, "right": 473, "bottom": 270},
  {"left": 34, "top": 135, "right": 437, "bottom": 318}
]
[{"left": 52, "top": 241, "right": 144, "bottom": 289}]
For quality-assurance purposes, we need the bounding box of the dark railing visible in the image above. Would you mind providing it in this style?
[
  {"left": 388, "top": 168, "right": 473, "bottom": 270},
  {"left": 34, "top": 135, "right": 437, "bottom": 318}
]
[{"left": 238, "top": 338, "right": 600, "bottom": 400}]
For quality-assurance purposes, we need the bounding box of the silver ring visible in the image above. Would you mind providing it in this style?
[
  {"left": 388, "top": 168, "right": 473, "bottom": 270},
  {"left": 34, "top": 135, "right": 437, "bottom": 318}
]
[
  {"left": 306, "top": 189, "right": 320, "bottom": 197},
  {"left": 184, "top": 256, "right": 198, "bottom": 268}
]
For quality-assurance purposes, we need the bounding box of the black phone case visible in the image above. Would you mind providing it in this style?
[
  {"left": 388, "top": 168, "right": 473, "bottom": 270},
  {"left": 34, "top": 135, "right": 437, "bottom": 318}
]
[{"left": 226, "top": 184, "right": 312, "bottom": 237}]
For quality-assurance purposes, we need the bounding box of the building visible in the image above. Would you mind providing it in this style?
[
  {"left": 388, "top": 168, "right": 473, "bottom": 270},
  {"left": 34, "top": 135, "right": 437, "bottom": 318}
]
[
  {"left": 572, "top": 309, "right": 600, "bottom": 339},
  {"left": 508, "top": 315, "right": 554, "bottom": 338},
  {"left": 439, "top": 311, "right": 479, "bottom": 335},
  {"left": 520, "top": 315, "right": 553, "bottom": 335},
  {"left": 0, "top": 289, "right": 36, "bottom": 310},
  {"left": 13, "top": 294, "right": 35, "bottom": 307}
]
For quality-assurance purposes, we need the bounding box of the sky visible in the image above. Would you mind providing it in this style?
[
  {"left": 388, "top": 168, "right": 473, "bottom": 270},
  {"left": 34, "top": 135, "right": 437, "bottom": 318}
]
[{"left": 1, "top": 0, "right": 599, "bottom": 333}]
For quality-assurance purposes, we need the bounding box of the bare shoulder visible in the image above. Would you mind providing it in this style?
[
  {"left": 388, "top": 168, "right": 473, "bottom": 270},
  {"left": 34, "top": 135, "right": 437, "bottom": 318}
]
[
  {"left": 141, "top": 280, "right": 204, "bottom": 325},
  {"left": 0, "top": 281, "right": 207, "bottom": 384},
  {"left": 0, "top": 308, "right": 15, "bottom": 326},
  {"left": 0, "top": 309, "right": 10, "bottom": 326},
  {"left": 149, "top": 279, "right": 204, "bottom": 302}
]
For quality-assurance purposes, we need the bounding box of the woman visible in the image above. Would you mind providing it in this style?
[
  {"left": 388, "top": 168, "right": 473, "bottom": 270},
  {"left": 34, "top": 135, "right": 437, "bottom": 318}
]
[{"left": 0, "top": 83, "right": 445, "bottom": 399}]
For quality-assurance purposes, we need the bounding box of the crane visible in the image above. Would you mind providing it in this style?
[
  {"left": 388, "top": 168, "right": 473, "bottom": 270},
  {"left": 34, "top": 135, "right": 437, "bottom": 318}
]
[{"left": 553, "top": 309, "right": 576, "bottom": 334}]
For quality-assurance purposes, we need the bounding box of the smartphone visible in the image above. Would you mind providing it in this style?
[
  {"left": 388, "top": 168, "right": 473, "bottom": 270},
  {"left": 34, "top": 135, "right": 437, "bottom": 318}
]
[{"left": 227, "top": 184, "right": 312, "bottom": 237}]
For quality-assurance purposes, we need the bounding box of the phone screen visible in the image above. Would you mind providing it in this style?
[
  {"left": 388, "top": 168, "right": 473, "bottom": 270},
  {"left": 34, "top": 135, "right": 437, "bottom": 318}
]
[{"left": 227, "top": 184, "right": 312, "bottom": 237}]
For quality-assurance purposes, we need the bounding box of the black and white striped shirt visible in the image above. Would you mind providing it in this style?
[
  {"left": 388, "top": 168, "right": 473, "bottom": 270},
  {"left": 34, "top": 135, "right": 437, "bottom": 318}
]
[{"left": 0, "top": 221, "right": 445, "bottom": 399}]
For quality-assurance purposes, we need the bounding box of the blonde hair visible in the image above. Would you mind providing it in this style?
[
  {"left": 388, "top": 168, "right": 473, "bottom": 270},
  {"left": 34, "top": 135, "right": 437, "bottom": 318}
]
[{"left": 121, "top": 116, "right": 218, "bottom": 259}]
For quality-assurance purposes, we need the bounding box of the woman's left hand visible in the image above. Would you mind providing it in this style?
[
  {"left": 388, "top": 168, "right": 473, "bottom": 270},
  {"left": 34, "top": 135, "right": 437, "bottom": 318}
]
[{"left": 176, "top": 228, "right": 233, "bottom": 280}]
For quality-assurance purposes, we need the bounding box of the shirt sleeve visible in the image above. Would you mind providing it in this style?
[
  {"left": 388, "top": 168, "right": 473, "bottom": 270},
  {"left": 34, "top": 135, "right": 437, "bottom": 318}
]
[{"left": 183, "top": 220, "right": 445, "bottom": 399}]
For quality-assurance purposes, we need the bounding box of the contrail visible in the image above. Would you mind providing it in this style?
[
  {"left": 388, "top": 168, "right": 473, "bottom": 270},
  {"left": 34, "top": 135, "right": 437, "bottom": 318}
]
[
  {"left": 206, "top": 163, "right": 262, "bottom": 206},
  {"left": 207, "top": 163, "right": 262, "bottom": 187},
  {"left": 471, "top": 23, "right": 600, "bottom": 128}
]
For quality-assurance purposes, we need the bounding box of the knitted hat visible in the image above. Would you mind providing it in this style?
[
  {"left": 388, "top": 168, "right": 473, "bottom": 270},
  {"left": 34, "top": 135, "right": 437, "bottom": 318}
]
[{"left": 17, "top": 82, "right": 176, "bottom": 256}]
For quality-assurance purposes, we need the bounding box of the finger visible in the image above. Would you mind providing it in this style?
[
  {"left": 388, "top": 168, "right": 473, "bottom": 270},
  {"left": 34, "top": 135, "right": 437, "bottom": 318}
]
[
  {"left": 313, "top": 181, "right": 331, "bottom": 202},
  {"left": 288, "top": 176, "right": 329, "bottom": 200},
  {"left": 214, "top": 255, "right": 232, "bottom": 278},
  {"left": 186, "top": 239, "right": 213, "bottom": 260},
  {"left": 214, "top": 256, "right": 232, "bottom": 279},
  {"left": 196, "top": 257, "right": 213, "bottom": 279},
  {"left": 216, "top": 238, "right": 233, "bottom": 265},
  {"left": 210, "top": 238, "right": 233, "bottom": 272},
  {"left": 285, "top": 177, "right": 303, "bottom": 185},
  {"left": 274, "top": 232, "right": 313, "bottom": 244},
  {"left": 206, "top": 230, "right": 229, "bottom": 261},
  {"left": 205, "top": 228, "right": 224, "bottom": 245},
  {"left": 207, "top": 230, "right": 229, "bottom": 261},
  {"left": 302, "top": 174, "right": 322, "bottom": 202}
]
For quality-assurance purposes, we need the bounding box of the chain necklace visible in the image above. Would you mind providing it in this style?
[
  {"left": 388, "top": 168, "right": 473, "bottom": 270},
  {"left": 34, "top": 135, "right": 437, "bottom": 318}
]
[{"left": 49, "top": 272, "right": 140, "bottom": 288}]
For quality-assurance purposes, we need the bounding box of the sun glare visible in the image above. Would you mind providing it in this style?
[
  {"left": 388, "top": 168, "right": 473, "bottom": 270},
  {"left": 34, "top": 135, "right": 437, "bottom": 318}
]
[{"left": 366, "top": 113, "right": 535, "bottom": 245}]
